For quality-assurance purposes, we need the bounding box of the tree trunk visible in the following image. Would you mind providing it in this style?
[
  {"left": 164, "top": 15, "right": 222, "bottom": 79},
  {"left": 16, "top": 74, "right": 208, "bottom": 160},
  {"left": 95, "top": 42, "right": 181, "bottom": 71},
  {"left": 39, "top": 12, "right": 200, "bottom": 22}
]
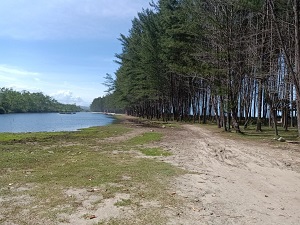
[
  {"left": 272, "top": 107, "right": 279, "bottom": 136},
  {"left": 232, "top": 107, "right": 242, "bottom": 133},
  {"left": 212, "top": 95, "right": 221, "bottom": 128},
  {"left": 220, "top": 96, "right": 227, "bottom": 130},
  {"left": 291, "top": 84, "right": 294, "bottom": 127},
  {"left": 294, "top": 0, "right": 300, "bottom": 137},
  {"left": 256, "top": 78, "right": 263, "bottom": 132},
  {"left": 202, "top": 90, "right": 208, "bottom": 124}
]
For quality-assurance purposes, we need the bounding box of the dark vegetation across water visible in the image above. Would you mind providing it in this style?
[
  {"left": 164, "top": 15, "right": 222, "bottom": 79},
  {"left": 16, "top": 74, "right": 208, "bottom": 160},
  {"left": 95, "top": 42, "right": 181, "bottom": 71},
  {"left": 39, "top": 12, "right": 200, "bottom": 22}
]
[
  {"left": 91, "top": 0, "right": 300, "bottom": 137},
  {"left": 0, "top": 87, "right": 82, "bottom": 114}
]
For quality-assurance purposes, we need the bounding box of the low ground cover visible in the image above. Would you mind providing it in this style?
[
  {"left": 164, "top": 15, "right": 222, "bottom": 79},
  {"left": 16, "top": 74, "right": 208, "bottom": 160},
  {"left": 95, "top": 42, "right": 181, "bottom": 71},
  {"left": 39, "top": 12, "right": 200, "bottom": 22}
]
[{"left": 0, "top": 123, "right": 184, "bottom": 224}]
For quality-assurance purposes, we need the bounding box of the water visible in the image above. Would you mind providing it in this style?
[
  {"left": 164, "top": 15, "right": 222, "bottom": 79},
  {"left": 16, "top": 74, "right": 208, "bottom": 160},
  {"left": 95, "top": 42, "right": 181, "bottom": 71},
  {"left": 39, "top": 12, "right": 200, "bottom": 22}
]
[{"left": 0, "top": 112, "right": 114, "bottom": 133}]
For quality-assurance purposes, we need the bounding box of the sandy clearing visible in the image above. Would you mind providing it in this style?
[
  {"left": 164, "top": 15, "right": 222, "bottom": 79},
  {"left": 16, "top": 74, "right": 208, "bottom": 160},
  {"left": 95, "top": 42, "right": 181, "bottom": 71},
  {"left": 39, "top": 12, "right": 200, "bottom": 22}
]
[
  {"left": 160, "top": 124, "right": 300, "bottom": 225},
  {"left": 58, "top": 189, "right": 132, "bottom": 225}
]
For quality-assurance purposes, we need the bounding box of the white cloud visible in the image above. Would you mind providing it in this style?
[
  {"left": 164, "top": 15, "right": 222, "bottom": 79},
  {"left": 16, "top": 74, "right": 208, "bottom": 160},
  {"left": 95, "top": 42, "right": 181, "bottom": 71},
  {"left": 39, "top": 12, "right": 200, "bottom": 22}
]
[
  {"left": 51, "top": 90, "right": 86, "bottom": 105},
  {"left": 0, "top": 65, "right": 41, "bottom": 91},
  {"left": 0, "top": 64, "right": 39, "bottom": 77},
  {"left": 0, "top": 65, "right": 52, "bottom": 95},
  {"left": 0, "top": 0, "right": 150, "bottom": 40}
]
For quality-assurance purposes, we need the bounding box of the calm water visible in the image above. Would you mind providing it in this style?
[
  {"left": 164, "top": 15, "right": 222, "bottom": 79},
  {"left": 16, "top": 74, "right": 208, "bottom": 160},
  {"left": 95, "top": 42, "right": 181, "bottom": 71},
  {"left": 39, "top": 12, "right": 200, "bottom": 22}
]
[{"left": 0, "top": 112, "right": 114, "bottom": 133}]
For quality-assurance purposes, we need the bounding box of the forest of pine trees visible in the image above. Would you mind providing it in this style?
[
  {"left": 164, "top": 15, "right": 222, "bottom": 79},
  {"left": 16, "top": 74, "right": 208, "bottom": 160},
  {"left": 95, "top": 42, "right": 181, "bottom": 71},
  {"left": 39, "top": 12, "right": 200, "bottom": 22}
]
[{"left": 91, "top": 0, "right": 300, "bottom": 136}]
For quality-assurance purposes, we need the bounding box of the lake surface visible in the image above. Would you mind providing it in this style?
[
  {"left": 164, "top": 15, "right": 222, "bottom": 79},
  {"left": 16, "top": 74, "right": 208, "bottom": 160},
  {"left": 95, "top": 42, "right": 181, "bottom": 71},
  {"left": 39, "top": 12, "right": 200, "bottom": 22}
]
[{"left": 0, "top": 112, "right": 114, "bottom": 133}]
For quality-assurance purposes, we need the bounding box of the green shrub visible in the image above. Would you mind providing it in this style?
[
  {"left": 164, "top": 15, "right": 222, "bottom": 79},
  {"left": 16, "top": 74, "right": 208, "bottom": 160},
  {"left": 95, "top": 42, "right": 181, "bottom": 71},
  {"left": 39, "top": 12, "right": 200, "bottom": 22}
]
[{"left": 0, "top": 106, "right": 6, "bottom": 114}]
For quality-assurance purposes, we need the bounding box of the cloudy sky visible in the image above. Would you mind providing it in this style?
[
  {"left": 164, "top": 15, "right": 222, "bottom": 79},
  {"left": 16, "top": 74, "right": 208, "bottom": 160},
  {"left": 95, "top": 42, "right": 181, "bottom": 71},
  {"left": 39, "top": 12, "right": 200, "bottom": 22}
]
[{"left": 0, "top": 0, "right": 151, "bottom": 106}]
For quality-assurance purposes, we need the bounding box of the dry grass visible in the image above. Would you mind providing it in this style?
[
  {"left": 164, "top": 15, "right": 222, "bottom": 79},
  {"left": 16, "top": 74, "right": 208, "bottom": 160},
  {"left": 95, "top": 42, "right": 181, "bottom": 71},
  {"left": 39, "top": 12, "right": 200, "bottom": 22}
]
[{"left": 0, "top": 124, "right": 184, "bottom": 224}]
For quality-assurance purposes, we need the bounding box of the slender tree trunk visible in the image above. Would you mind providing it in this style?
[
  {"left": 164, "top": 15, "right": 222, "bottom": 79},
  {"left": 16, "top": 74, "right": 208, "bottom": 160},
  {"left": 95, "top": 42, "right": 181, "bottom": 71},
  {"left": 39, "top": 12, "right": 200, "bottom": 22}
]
[
  {"left": 203, "top": 90, "right": 208, "bottom": 124},
  {"left": 291, "top": 84, "right": 294, "bottom": 127},
  {"left": 252, "top": 81, "right": 257, "bottom": 119},
  {"left": 232, "top": 106, "right": 241, "bottom": 133},
  {"left": 294, "top": 0, "right": 300, "bottom": 137},
  {"left": 272, "top": 107, "right": 279, "bottom": 136},
  {"left": 284, "top": 106, "right": 289, "bottom": 131},
  {"left": 212, "top": 95, "right": 221, "bottom": 128},
  {"left": 220, "top": 95, "right": 227, "bottom": 130},
  {"left": 256, "top": 78, "right": 263, "bottom": 131}
]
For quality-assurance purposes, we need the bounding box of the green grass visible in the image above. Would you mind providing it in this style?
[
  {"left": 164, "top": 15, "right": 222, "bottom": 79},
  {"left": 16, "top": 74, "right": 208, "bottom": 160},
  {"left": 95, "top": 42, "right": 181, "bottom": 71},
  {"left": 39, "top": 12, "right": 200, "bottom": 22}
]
[
  {"left": 97, "top": 209, "right": 168, "bottom": 225},
  {"left": 0, "top": 123, "right": 184, "bottom": 224},
  {"left": 125, "top": 132, "right": 162, "bottom": 145},
  {"left": 140, "top": 147, "right": 172, "bottom": 156},
  {"left": 114, "top": 198, "right": 132, "bottom": 207},
  {"left": 195, "top": 123, "right": 299, "bottom": 145},
  {"left": 241, "top": 125, "right": 299, "bottom": 140},
  {"left": 0, "top": 124, "right": 130, "bottom": 144},
  {"left": 0, "top": 131, "right": 65, "bottom": 142},
  {"left": 124, "top": 132, "right": 172, "bottom": 156}
]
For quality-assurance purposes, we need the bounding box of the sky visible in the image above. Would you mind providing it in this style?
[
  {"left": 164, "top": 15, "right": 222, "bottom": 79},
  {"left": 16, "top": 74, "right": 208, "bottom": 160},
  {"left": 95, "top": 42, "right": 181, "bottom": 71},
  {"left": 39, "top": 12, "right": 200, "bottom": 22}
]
[{"left": 0, "top": 0, "right": 152, "bottom": 106}]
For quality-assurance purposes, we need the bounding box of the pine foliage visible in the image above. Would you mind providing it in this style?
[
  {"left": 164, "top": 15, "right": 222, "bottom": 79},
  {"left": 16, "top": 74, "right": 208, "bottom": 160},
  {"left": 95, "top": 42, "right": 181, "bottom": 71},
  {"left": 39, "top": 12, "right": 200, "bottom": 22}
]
[{"left": 93, "top": 0, "right": 300, "bottom": 136}]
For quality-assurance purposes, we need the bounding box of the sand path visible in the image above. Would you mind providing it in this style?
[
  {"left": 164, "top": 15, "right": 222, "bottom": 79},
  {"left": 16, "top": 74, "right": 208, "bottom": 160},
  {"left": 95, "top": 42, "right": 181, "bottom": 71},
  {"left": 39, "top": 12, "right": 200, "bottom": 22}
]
[{"left": 157, "top": 124, "right": 300, "bottom": 225}]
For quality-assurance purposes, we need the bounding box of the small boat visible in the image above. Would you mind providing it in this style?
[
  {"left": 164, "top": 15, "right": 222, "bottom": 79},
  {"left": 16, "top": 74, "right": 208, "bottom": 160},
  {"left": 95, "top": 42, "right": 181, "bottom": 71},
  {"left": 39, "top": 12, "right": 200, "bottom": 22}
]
[{"left": 59, "top": 112, "right": 76, "bottom": 114}]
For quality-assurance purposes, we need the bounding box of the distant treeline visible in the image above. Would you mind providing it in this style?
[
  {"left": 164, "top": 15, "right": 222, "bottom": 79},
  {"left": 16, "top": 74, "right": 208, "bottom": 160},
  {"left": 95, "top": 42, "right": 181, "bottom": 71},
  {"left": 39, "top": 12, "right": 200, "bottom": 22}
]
[
  {"left": 0, "top": 87, "right": 82, "bottom": 114},
  {"left": 90, "top": 95, "right": 124, "bottom": 114}
]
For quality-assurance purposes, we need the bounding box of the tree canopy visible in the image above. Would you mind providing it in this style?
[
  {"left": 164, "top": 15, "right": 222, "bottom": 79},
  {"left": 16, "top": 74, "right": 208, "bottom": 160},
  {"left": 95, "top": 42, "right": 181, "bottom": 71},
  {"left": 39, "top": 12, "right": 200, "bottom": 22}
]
[
  {"left": 0, "top": 88, "right": 82, "bottom": 114},
  {"left": 92, "top": 0, "right": 300, "bottom": 136}
]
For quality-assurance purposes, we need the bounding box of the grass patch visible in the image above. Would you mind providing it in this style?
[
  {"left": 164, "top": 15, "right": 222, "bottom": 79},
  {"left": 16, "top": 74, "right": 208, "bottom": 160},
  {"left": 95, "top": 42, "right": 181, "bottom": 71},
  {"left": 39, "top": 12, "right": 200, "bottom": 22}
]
[
  {"left": 194, "top": 123, "right": 299, "bottom": 145},
  {"left": 125, "top": 132, "right": 162, "bottom": 146},
  {"left": 0, "top": 131, "right": 65, "bottom": 142},
  {"left": 0, "top": 124, "right": 130, "bottom": 144},
  {"left": 98, "top": 209, "right": 168, "bottom": 225},
  {"left": 0, "top": 123, "right": 184, "bottom": 224},
  {"left": 114, "top": 198, "right": 132, "bottom": 207},
  {"left": 241, "top": 125, "right": 299, "bottom": 140},
  {"left": 123, "top": 116, "right": 180, "bottom": 129},
  {"left": 140, "top": 147, "right": 172, "bottom": 156}
]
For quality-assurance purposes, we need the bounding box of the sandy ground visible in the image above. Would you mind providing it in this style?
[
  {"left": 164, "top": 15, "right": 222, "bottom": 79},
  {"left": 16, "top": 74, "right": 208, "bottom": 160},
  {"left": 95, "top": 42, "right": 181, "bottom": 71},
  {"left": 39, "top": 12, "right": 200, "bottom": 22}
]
[
  {"left": 2, "top": 117, "right": 300, "bottom": 225},
  {"left": 155, "top": 124, "right": 300, "bottom": 225}
]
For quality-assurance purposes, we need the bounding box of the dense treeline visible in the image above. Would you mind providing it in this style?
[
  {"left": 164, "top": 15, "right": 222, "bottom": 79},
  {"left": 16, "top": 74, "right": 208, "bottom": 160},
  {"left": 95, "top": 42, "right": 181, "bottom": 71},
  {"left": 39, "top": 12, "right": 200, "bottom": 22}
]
[
  {"left": 90, "top": 94, "right": 124, "bottom": 113},
  {"left": 0, "top": 88, "right": 82, "bottom": 114},
  {"left": 93, "top": 0, "right": 300, "bottom": 136}
]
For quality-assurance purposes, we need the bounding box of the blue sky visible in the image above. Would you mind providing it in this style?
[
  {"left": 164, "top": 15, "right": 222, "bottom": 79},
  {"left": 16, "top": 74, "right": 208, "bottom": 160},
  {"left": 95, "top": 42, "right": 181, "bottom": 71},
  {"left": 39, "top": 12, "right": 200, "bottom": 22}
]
[{"left": 0, "top": 0, "right": 152, "bottom": 106}]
